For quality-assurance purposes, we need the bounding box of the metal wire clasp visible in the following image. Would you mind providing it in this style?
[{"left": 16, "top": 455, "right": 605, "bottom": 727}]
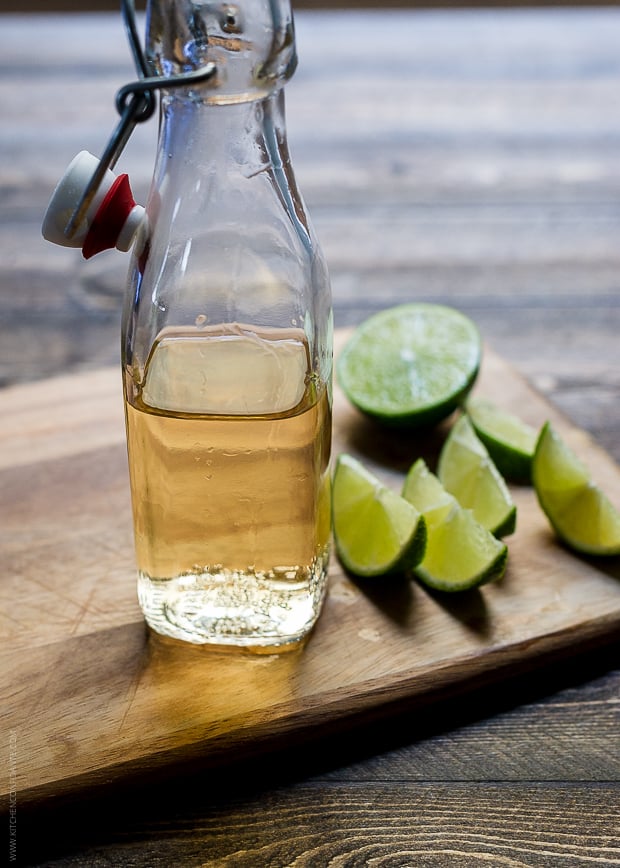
[{"left": 64, "top": 0, "right": 217, "bottom": 241}]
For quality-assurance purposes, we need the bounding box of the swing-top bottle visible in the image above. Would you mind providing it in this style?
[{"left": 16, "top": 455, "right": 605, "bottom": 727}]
[{"left": 122, "top": 0, "right": 332, "bottom": 648}]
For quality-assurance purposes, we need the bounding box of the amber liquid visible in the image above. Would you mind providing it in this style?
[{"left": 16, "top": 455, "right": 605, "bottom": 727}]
[{"left": 124, "top": 325, "right": 331, "bottom": 648}]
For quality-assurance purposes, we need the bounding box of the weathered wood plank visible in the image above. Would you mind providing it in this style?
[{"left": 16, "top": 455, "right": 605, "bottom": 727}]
[
  {"left": 2, "top": 11, "right": 620, "bottom": 401},
  {"left": 2, "top": 11, "right": 620, "bottom": 866},
  {"left": 14, "top": 637, "right": 620, "bottom": 863},
  {"left": 3, "top": 333, "right": 620, "bottom": 820},
  {"left": 19, "top": 782, "right": 620, "bottom": 866},
  {"left": 2, "top": 1, "right": 620, "bottom": 12}
]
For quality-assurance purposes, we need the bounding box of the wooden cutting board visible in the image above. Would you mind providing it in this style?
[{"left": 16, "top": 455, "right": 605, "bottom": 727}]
[{"left": 2, "top": 330, "right": 620, "bottom": 809}]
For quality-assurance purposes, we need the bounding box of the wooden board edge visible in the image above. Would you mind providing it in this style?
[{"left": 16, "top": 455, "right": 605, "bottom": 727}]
[{"left": 4, "top": 608, "right": 619, "bottom": 812}]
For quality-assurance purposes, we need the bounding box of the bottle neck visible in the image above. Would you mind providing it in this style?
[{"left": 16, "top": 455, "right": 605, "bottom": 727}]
[
  {"left": 155, "top": 86, "right": 286, "bottom": 181},
  {"left": 145, "top": 0, "right": 297, "bottom": 105},
  {"left": 151, "top": 87, "right": 310, "bottom": 247}
]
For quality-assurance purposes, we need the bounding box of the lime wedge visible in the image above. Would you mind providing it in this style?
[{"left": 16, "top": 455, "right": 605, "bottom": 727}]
[
  {"left": 402, "top": 459, "right": 508, "bottom": 592},
  {"left": 337, "top": 303, "right": 481, "bottom": 429},
  {"left": 437, "top": 414, "right": 517, "bottom": 537},
  {"left": 466, "top": 396, "right": 537, "bottom": 483},
  {"left": 332, "top": 454, "right": 427, "bottom": 577},
  {"left": 532, "top": 422, "right": 620, "bottom": 556}
]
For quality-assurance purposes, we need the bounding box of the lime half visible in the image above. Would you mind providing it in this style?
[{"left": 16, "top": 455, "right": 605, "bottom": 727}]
[
  {"left": 466, "top": 396, "right": 537, "bottom": 483},
  {"left": 337, "top": 304, "right": 481, "bottom": 429},
  {"left": 332, "top": 454, "right": 427, "bottom": 577},
  {"left": 532, "top": 422, "right": 620, "bottom": 556},
  {"left": 437, "top": 414, "right": 517, "bottom": 538},
  {"left": 402, "top": 459, "right": 508, "bottom": 592}
]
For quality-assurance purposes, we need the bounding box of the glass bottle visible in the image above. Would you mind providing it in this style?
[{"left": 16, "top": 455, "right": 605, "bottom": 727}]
[{"left": 121, "top": 0, "right": 332, "bottom": 649}]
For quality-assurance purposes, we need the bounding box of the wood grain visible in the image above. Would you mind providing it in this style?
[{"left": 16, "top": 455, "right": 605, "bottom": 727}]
[
  {"left": 4, "top": 1, "right": 618, "bottom": 10},
  {"left": 19, "top": 781, "right": 620, "bottom": 865},
  {"left": 2, "top": 331, "right": 619, "bottom": 814},
  {"left": 71, "top": 785, "right": 616, "bottom": 866},
  {"left": 2, "top": 9, "right": 620, "bottom": 866},
  {"left": 2, "top": 9, "right": 620, "bottom": 468}
]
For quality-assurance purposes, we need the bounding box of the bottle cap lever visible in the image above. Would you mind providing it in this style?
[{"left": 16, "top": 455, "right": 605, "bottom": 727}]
[
  {"left": 41, "top": 0, "right": 217, "bottom": 260},
  {"left": 41, "top": 150, "right": 146, "bottom": 259}
]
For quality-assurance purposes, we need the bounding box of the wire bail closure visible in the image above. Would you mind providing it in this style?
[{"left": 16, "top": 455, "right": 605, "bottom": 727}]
[{"left": 64, "top": 0, "right": 217, "bottom": 242}]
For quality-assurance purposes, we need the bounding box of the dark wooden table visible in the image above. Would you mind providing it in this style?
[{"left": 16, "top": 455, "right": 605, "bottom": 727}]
[{"left": 2, "top": 8, "right": 619, "bottom": 865}]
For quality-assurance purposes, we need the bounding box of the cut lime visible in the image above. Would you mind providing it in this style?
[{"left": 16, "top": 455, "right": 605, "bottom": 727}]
[
  {"left": 337, "top": 303, "right": 481, "bottom": 429},
  {"left": 402, "top": 459, "right": 508, "bottom": 592},
  {"left": 437, "top": 414, "right": 516, "bottom": 537},
  {"left": 532, "top": 422, "right": 620, "bottom": 556},
  {"left": 466, "top": 396, "right": 537, "bottom": 483},
  {"left": 332, "top": 454, "right": 427, "bottom": 577}
]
